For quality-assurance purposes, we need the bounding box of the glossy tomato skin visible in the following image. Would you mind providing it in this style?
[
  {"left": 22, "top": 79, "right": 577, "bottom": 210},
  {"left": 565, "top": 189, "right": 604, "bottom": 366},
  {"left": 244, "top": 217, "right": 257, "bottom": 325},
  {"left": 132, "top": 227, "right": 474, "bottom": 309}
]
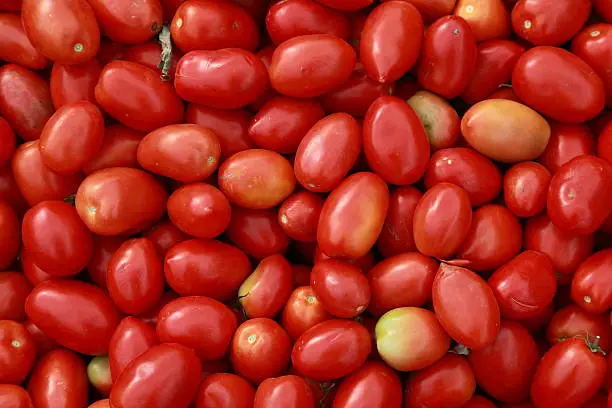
[
  {"left": 269, "top": 34, "right": 356, "bottom": 98},
  {"left": 83, "top": 125, "right": 143, "bottom": 174},
  {"left": 20, "top": 250, "right": 53, "bottom": 287},
  {"left": 0, "top": 384, "right": 33, "bottom": 408},
  {"left": 25, "top": 280, "right": 121, "bottom": 355},
  {"left": 433, "top": 263, "right": 501, "bottom": 349},
  {"left": 196, "top": 373, "right": 256, "bottom": 408},
  {"left": 363, "top": 96, "right": 430, "bottom": 185},
  {"left": 0, "top": 201, "right": 19, "bottom": 271},
  {"left": 332, "top": 361, "right": 401, "bottom": 408},
  {"left": 406, "top": 90, "right": 461, "bottom": 151},
  {"left": 21, "top": 0, "right": 100, "bottom": 64},
  {"left": 28, "top": 349, "right": 88, "bottom": 408},
  {"left": 418, "top": 16, "right": 478, "bottom": 99},
  {"left": 0, "top": 272, "right": 30, "bottom": 321},
  {"left": 454, "top": 0, "right": 511, "bottom": 42},
  {"left": 376, "top": 186, "right": 422, "bottom": 257},
  {"left": 88, "top": 0, "right": 162, "bottom": 44},
  {"left": 75, "top": 167, "right": 168, "bottom": 236},
  {"left": 572, "top": 24, "right": 612, "bottom": 109},
  {"left": 175, "top": 49, "right": 268, "bottom": 109},
  {"left": 108, "top": 316, "right": 158, "bottom": 381},
  {"left": 317, "top": 172, "right": 389, "bottom": 259},
  {"left": 360, "top": 1, "right": 424, "bottom": 83},
  {"left": 227, "top": 207, "right": 290, "bottom": 259},
  {"left": 281, "top": 286, "right": 330, "bottom": 340},
  {"left": 0, "top": 13, "right": 47, "bottom": 69},
  {"left": 95, "top": 61, "right": 184, "bottom": 132},
  {"left": 254, "top": 375, "right": 315, "bottom": 408},
  {"left": 504, "top": 162, "right": 551, "bottom": 218},
  {"left": 50, "top": 59, "right": 101, "bottom": 109},
  {"left": 86, "top": 235, "right": 123, "bottom": 288},
  {"left": 0, "top": 320, "right": 36, "bottom": 384},
  {"left": 538, "top": 122, "right": 596, "bottom": 173},
  {"left": 143, "top": 220, "right": 188, "bottom": 259},
  {"left": 292, "top": 319, "right": 371, "bottom": 380},
  {"left": 546, "top": 305, "right": 610, "bottom": 352},
  {"left": 571, "top": 249, "right": 612, "bottom": 314},
  {"left": 278, "top": 191, "right": 323, "bottom": 243},
  {"left": 110, "top": 343, "right": 202, "bottom": 408}
]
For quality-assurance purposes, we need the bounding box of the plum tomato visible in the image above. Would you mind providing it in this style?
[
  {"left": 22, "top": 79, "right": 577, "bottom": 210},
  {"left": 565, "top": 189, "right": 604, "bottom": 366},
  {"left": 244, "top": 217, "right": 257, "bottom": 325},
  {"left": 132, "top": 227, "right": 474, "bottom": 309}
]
[
  {"left": 538, "top": 122, "right": 596, "bottom": 173},
  {"left": 313, "top": 0, "right": 373, "bottom": 11},
  {"left": 0, "top": 13, "right": 47, "bottom": 70},
  {"left": 108, "top": 316, "right": 158, "bottom": 381},
  {"left": 407, "top": 90, "right": 461, "bottom": 150},
  {"left": 0, "top": 320, "right": 36, "bottom": 385},
  {"left": 0, "top": 384, "right": 33, "bottom": 408},
  {"left": 88, "top": 0, "right": 161, "bottom": 45},
  {"left": 254, "top": 375, "right": 315, "bottom": 408},
  {"left": 83, "top": 125, "right": 143, "bottom": 175},
  {"left": 546, "top": 305, "right": 611, "bottom": 353},
  {"left": 454, "top": 0, "right": 511, "bottom": 42},
  {"left": 277, "top": 191, "right": 323, "bottom": 243},
  {"left": 123, "top": 40, "right": 181, "bottom": 81},
  {"left": 86, "top": 236, "right": 124, "bottom": 289},
  {"left": 0, "top": 272, "right": 31, "bottom": 321},
  {"left": 0, "top": 118, "right": 15, "bottom": 168},
  {"left": 0, "top": 201, "right": 19, "bottom": 271},
  {"left": 281, "top": 286, "right": 330, "bottom": 341},
  {"left": 226, "top": 207, "right": 290, "bottom": 259},
  {"left": 571, "top": 249, "right": 612, "bottom": 314},
  {"left": 87, "top": 355, "right": 112, "bottom": 396},
  {"left": 572, "top": 24, "right": 612, "bottom": 109},
  {"left": 50, "top": 59, "right": 101, "bottom": 109},
  {"left": 196, "top": 373, "right": 256, "bottom": 408},
  {"left": 143, "top": 220, "right": 189, "bottom": 259},
  {"left": 503, "top": 162, "right": 551, "bottom": 218},
  {"left": 332, "top": 361, "right": 402, "bottom": 408},
  {"left": 376, "top": 186, "right": 422, "bottom": 257},
  {"left": 20, "top": 249, "right": 53, "bottom": 287},
  {"left": 598, "top": 123, "right": 612, "bottom": 165}
]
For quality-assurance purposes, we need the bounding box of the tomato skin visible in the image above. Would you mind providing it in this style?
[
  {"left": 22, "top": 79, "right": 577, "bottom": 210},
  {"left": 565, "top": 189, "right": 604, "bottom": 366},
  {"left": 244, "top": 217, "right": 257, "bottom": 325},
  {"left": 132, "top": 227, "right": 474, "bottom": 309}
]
[
  {"left": 332, "top": 361, "right": 401, "bottom": 408},
  {"left": 454, "top": 0, "right": 511, "bottom": 42},
  {"left": 313, "top": 0, "right": 373, "bottom": 11},
  {"left": 594, "top": 0, "right": 612, "bottom": 22},
  {"left": 317, "top": 172, "right": 389, "bottom": 260},
  {"left": 110, "top": 343, "right": 202, "bottom": 408},
  {"left": 28, "top": 349, "right": 88, "bottom": 408},
  {"left": 270, "top": 35, "right": 356, "bottom": 98},
  {"left": 530, "top": 338, "right": 606, "bottom": 408},
  {"left": 227, "top": 207, "right": 289, "bottom": 259},
  {"left": 538, "top": 122, "right": 596, "bottom": 173},
  {"left": 0, "top": 64, "right": 53, "bottom": 141},
  {"left": 87, "top": 355, "right": 112, "bottom": 396},
  {"left": 360, "top": 1, "right": 424, "bottom": 83},
  {"left": 85, "top": 236, "right": 123, "bottom": 289},
  {"left": 0, "top": 272, "right": 30, "bottom": 321},
  {"left": 0, "top": 384, "right": 33, "bottom": 408},
  {"left": 196, "top": 373, "right": 256, "bottom": 408},
  {"left": 376, "top": 186, "right": 421, "bottom": 258},
  {"left": 0, "top": 118, "right": 15, "bottom": 169},
  {"left": 0, "top": 13, "right": 47, "bottom": 69},
  {"left": 83, "top": 125, "right": 142, "bottom": 175},
  {"left": 292, "top": 319, "right": 371, "bottom": 380},
  {"left": 572, "top": 24, "right": 612, "bottom": 109},
  {"left": 418, "top": 16, "right": 478, "bottom": 99},
  {"left": 0, "top": 320, "right": 36, "bottom": 384},
  {"left": 504, "top": 162, "right": 550, "bottom": 218},
  {"left": 546, "top": 305, "right": 610, "bottom": 352},
  {"left": 462, "top": 396, "right": 497, "bottom": 408},
  {"left": 433, "top": 263, "right": 501, "bottom": 350},
  {"left": 0, "top": 201, "right": 19, "bottom": 270},
  {"left": 571, "top": 249, "right": 612, "bottom": 314},
  {"left": 363, "top": 96, "right": 430, "bottom": 185},
  {"left": 108, "top": 317, "right": 158, "bottom": 381},
  {"left": 88, "top": 0, "right": 162, "bottom": 44},
  {"left": 175, "top": 49, "right": 268, "bottom": 109},
  {"left": 254, "top": 375, "right": 315, "bottom": 408},
  {"left": 294, "top": 113, "right": 361, "bottom": 193},
  {"left": 468, "top": 320, "right": 539, "bottom": 403},
  {"left": 20, "top": 249, "right": 53, "bottom": 286},
  {"left": 75, "top": 167, "right": 168, "bottom": 236},
  {"left": 89, "top": 400, "right": 110, "bottom": 408},
  {"left": 598, "top": 123, "right": 612, "bottom": 166},
  {"left": 50, "top": 59, "right": 101, "bottom": 109},
  {"left": 278, "top": 191, "right": 323, "bottom": 243},
  {"left": 281, "top": 286, "right": 330, "bottom": 341},
  {"left": 413, "top": 182, "right": 472, "bottom": 260},
  {"left": 406, "top": 90, "right": 460, "bottom": 151}
]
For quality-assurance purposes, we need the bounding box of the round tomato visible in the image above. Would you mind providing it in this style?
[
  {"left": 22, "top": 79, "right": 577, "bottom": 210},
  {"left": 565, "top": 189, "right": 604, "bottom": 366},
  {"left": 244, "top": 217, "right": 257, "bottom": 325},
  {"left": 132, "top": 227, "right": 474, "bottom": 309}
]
[
  {"left": 83, "top": 125, "right": 143, "bottom": 175},
  {"left": 254, "top": 375, "right": 315, "bottom": 408},
  {"left": 87, "top": 355, "right": 112, "bottom": 396},
  {"left": 0, "top": 272, "right": 30, "bottom": 321},
  {"left": 88, "top": 0, "right": 162, "bottom": 44},
  {"left": 108, "top": 316, "right": 158, "bottom": 381},
  {"left": 281, "top": 286, "right": 330, "bottom": 341},
  {"left": 196, "top": 373, "right": 256, "bottom": 408},
  {"left": 0, "top": 320, "right": 36, "bottom": 384},
  {"left": 376, "top": 186, "right": 422, "bottom": 257},
  {"left": 571, "top": 249, "right": 612, "bottom": 314},
  {"left": 50, "top": 59, "right": 101, "bottom": 109},
  {"left": 0, "top": 384, "right": 33, "bottom": 408},
  {"left": 226, "top": 207, "right": 289, "bottom": 259},
  {"left": 546, "top": 305, "right": 610, "bottom": 353},
  {"left": 0, "top": 13, "right": 47, "bottom": 69},
  {"left": 454, "top": 0, "right": 511, "bottom": 42},
  {"left": 407, "top": 90, "right": 461, "bottom": 150},
  {"left": 277, "top": 191, "right": 323, "bottom": 243},
  {"left": 504, "top": 162, "right": 551, "bottom": 218}
]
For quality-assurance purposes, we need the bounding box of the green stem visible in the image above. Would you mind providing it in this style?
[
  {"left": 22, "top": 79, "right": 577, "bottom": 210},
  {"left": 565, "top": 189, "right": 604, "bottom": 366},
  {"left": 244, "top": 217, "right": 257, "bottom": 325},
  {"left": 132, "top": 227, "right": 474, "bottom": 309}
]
[{"left": 158, "top": 25, "right": 173, "bottom": 81}]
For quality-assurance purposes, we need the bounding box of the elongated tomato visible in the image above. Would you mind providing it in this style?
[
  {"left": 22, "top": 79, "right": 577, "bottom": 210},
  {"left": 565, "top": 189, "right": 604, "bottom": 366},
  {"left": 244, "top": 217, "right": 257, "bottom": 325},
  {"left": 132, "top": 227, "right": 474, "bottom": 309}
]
[
  {"left": 0, "top": 13, "right": 47, "bottom": 69},
  {"left": 88, "top": 0, "right": 162, "bottom": 44}
]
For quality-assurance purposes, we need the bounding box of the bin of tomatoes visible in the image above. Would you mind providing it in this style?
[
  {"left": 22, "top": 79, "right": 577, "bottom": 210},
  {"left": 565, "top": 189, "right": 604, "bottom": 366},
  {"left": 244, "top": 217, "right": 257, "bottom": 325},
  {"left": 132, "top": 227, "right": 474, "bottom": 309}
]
[{"left": 0, "top": 0, "right": 611, "bottom": 407}]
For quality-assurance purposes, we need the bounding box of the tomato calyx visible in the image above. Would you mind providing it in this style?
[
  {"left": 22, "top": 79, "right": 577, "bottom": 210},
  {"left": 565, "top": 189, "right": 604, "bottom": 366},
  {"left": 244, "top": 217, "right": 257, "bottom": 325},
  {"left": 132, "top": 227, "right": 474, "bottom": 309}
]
[
  {"left": 558, "top": 333, "right": 607, "bottom": 356},
  {"left": 158, "top": 25, "right": 173, "bottom": 81},
  {"left": 452, "top": 343, "right": 471, "bottom": 356}
]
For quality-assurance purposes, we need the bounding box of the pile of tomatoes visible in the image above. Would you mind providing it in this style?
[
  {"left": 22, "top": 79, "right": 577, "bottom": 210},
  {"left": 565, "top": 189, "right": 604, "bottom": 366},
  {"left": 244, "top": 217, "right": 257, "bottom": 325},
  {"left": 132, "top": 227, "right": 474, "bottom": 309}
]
[{"left": 0, "top": 0, "right": 611, "bottom": 407}]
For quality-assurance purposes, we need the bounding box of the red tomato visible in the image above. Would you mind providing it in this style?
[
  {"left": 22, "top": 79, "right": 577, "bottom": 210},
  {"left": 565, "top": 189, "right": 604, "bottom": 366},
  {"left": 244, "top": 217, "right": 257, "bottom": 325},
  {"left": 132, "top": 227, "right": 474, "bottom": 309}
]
[
  {"left": 175, "top": 49, "right": 268, "bottom": 109},
  {"left": 360, "top": 1, "right": 424, "bottom": 83},
  {"left": 0, "top": 201, "right": 19, "bottom": 270},
  {"left": 123, "top": 41, "right": 180, "bottom": 81},
  {"left": 538, "top": 122, "right": 596, "bottom": 173},
  {"left": 595, "top": 0, "right": 612, "bottom": 22},
  {"left": 313, "top": 0, "right": 373, "bottom": 11},
  {"left": 503, "top": 161, "right": 551, "bottom": 218},
  {"left": 76, "top": 167, "right": 167, "bottom": 236},
  {"left": 433, "top": 263, "right": 501, "bottom": 349},
  {"left": 406, "top": 90, "right": 460, "bottom": 150},
  {"left": 599, "top": 123, "right": 612, "bottom": 165},
  {"left": 86, "top": 236, "right": 123, "bottom": 288},
  {"left": 88, "top": 0, "right": 162, "bottom": 44},
  {"left": 83, "top": 125, "right": 143, "bottom": 175},
  {"left": 294, "top": 113, "right": 362, "bottom": 192},
  {"left": 512, "top": 0, "right": 591, "bottom": 46},
  {"left": 0, "top": 165, "right": 28, "bottom": 217},
  {"left": 196, "top": 373, "right": 256, "bottom": 408},
  {"left": 571, "top": 249, "right": 612, "bottom": 314},
  {"left": 248, "top": 46, "right": 278, "bottom": 110},
  {"left": 413, "top": 182, "right": 472, "bottom": 260},
  {"left": 317, "top": 172, "right": 389, "bottom": 259},
  {"left": 418, "top": 16, "right": 478, "bottom": 99},
  {"left": 0, "top": 320, "right": 36, "bottom": 384},
  {"left": 269, "top": 34, "right": 356, "bottom": 98},
  {"left": 143, "top": 220, "right": 188, "bottom": 259},
  {"left": 89, "top": 400, "right": 110, "bottom": 408},
  {"left": 21, "top": 0, "right": 99, "bottom": 64},
  {"left": 110, "top": 343, "right": 202, "bottom": 408},
  {"left": 50, "top": 59, "right": 101, "bottom": 109},
  {"left": 546, "top": 305, "right": 610, "bottom": 352},
  {"left": 454, "top": 0, "right": 511, "bottom": 42},
  {"left": 28, "top": 349, "right": 88, "bottom": 408},
  {"left": 572, "top": 24, "right": 612, "bottom": 108},
  {"left": 25, "top": 280, "right": 121, "bottom": 355},
  {"left": 468, "top": 320, "right": 539, "bottom": 403},
  {"left": 281, "top": 286, "right": 330, "bottom": 340},
  {"left": 292, "top": 319, "right": 371, "bottom": 380},
  {"left": 108, "top": 316, "right": 158, "bottom": 381},
  {"left": 0, "top": 384, "right": 33, "bottom": 408},
  {"left": 278, "top": 191, "right": 323, "bottom": 243},
  {"left": 0, "top": 118, "right": 15, "bottom": 168},
  {"left": 231, "top": 318, "right": 292, "bottom": 383},
  {"left": 226, "top": 207, "right": 289, "bottom": 259},
  {"left": 332, "top": 361, "right": 401, "bottom": 408},
  {"left": 376, "top": 186, "right": 421, "bottom": 257},
  {"left": 87, "top": 355, "right": 112, "bottom": 396},
  {"left": 363, "top": 96, "right": 430, "bottom": 185},
  {"left": 0, "top": 13, "right": 47, "bottom": 69},
  {"left": 463, "top": 396, "right": 498, "bottom": 408},
  {"left": 0, "top": 64, "right": 53, "bottom": 141},
  {"left": 405, "top": 353, "right": 476, "bottom": 408},
  {"left": 20, "top": 249, "right": 53, "bottom": 286},
  {"left": 531, "top": 337, "right": 606, "bottom": 408},
  {"left": 0, "top": 272, "right": 30, "bottom": 321},
  {"left": 254, "top": 375, "right": 315, "bottom": 408}
]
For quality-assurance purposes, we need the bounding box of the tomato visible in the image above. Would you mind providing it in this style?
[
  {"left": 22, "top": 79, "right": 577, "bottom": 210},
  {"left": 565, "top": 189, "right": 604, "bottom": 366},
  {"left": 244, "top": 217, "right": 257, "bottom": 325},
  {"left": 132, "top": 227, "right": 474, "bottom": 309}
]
[
  {"left": 0, "top": 201, "right": 19, "bottom": 271},
  {"left": 504, "top": 162, "right": 550, "bottom": 218},
  {"left": 546, "top": 305, "right": 610, "bottom": 352},
  {"left": 26, "top": 280, "right": 121, "bottom": 355},
  {"left": 28, "top": 349, "right": 88, "bottom": 408},
  {"left": 278, "top": 191, "right": 323, "bottom": 243},
  {"left": 83, "top": 125, "right": 143, "bottom": 175},
  {"left": 418, "top": 16, "right": 478, "bottom": 99},
  {"left": 49, "top": 59, "right": 100, "bottom": 109},
  {"left": 294, "top": 113, "right": 361, "bottom": 192},
  {"left": 109, "top": 317, "right": 157, "bottom": 381},
  {"left": 269, "top": 35, "right": 356, "bottom": 98},
  {"left": 594, "top": 0, "right": 612, "bottom": 22},
  {"left": 281, "top": 286, "right": 330, "bottom": 340},
  {"left": 599, "top": 123, "right": 612, "bottom": 165},
  {"left": 572, "top": 24, "right": 612, "bottom": 109},
  {"left": 313, "top": 0, "right": 372, "bottom": 10},
  {"left": 0, "top": 118, "right": 15, "bottom": 169},
  {"left": 375, "top": 307, "right": 449, "bottom": 371},
  {"left": 463, "top": 396, "right": 497, "bottom": 408},
  {"left": 538, "top": 122, "right": 596, "bottom": 173},
  {"left": 254, "top": 375, "right": 315, "bottom": 408},
  {"left": 531, "top": 337, "right": 606, "bottom": 408},
  {"left": 0, "top": 64, "right": 53, "bottom": 141},
  {"left": 84, "top": 236, "right": 122, "bottom": 288},
  {"left": 142, "top": 221, "right": 187, "bottom": 260},
  {"left": 454, "top": 0, "right": 510, "bottom": 42},
  {"left": 293, "top": 319, "right": 371, "bottom": 380},
  {"left": 20, "top": 248, "right": 54, "bottom": 286},
  {"left": 0, "top": 384, "right": 33, "bottom": 408},
  {"left": 22, "top": 0, "right": 99, "bottom": 64},
  {"left": 376, "top": 187, "right": 421, "bottom": 257},
  {"left": 227, "top": 207, "right": 290, "bottom": 259},
  {"left": 433, "top": 263, "right": 500, "bottom": 349},
  {"left": 89, "top": 400, "right": 110, "bottom": 408},
  {"left": 76, "top": 167, "right": 167, "bottom": 236},
  {"left": 0, "top": 166, "right": 27, "bottom": 217},
  {"left": 231, "top": 318, "right": 292, "bottom": 383},
  {"left": 332, "top": 361, "right": 401, "bottom": 408},
  {"left": 413, "top": 182, "right": 472, "bottom": 260},
  {"left": 571, "top": 249, "right": 612, "bottom": 314},
  {"left": 123, "top": 41, "right": 180, "bottom": 81},
  {"left": 0, "top": 320, "right": 36, "bottom": 384},
  {"left": 0, "top": 13, "right": 47, "bottom": 69},
  {"left": 88, "top": 0, "right": 162, "bottom": 44},
  {"left": 317, "top": 172, "right": 389, "bottom": 259},
  {"left": 360, "top": 1, "right": 424, "bottom": 83},
  {"left": 406, "top": 91, "right": 460, "bottom": 150},
  {"left": 87, "top": 355, "right": 112, "bottom": 396},
  {"left": 363, "top": 96, "right": 430, "bottom": 185},
  {"left": 486, "top": 86, "right": 520, "bottom": 101},
  {"left": 405, "top": 353, "right": 476, "bottom": 408},
  {"left": 239, "top": 254, "right": 293, "bottom": 318},
  {"left": 196, "top": 373, "right": 256, "bottom": 408},
  {"left": 512, "top": 0, "right": 591, "bottom": 46},
  {"left": 110, "top": 343, "right": 202, "bottom": 408},
  {"left": 249, "top": 46, "right": 278, "bottom": 110},
  {"left": 0, "top": 272, "right": 30, "bottom": 321}
]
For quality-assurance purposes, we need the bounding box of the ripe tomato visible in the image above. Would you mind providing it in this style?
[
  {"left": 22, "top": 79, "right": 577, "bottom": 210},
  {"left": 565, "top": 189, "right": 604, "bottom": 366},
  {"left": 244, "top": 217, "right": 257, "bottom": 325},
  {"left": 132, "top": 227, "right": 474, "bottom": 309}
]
[
  {"left": 332, "top": 361, "right": 401, "bottom": 408},
  {"left": 572, "top": 24, "right": 612, "bottom": 109},
  {"left": 226, "top": 207, "right": 289, "bottom": 259},
  {"left": 0, "top": 320, "right": 36, "bottom": 384},
  {"left": 196, "top": 373, "right": 256, "bottom": 408},
  {"left": 110, "top": 343, "right": 202, "bottom": 408},
  {"left": 22, "top": 0, "right": 100, "bottom": 64},
  {"left": 463, "top": 396, "right": 498, "bottom": 408},
  {"left": 143, "top": 220, "right": 188, "bottom": 259},
  {"left": 571, "top": 249, "right": 612, "bottom": 314},
  {"left": 25, "top": 280, "right": 121, "bottom": 355},
  {"left": 50, "top": 59, "right": 101, "bottom": 109},
  {"left": 0, "top": 13, "right": 47, "bottom": 69},
  {"left": 407, "top": 90, "right": 460, "bottom": 150},
  {"left": 83, "top": 125, "right": 143, "bottom": 175},
  {"left": 313, "top": 0, "right": 373, "bottom": 11},
  {"left": 0, "top": 166, "right": 28, "bottom": 216},
  {"left": 360, "top": 1, "right": 424, "bottom": 83},
  {"left": 86, "top": 236, "right": 124, "bottom": 288},
  {"left": 468, "top": 320, "right": 539, "bottom": 403},
  {"left": 538, "top": 122, "right": 596, "bottom": 173},
  {"left": 278, "top": 191, "right": 323, "bottom": 243},
  {"left": 269, "top": 34, "right": 356, "bottom": 98},
  {"left": 594, "top": 0, "right": 612, "bottom": 22},
  {"left": 281, "top": 286, "right": 330, "bottom": 341},
  {"left": 20, "top": 249, "right": 53, "bottom": 287},
  {"left": 88, "top": 0, "right": 162, "bottom": 44},
  {"left": 546, "top": 305, "right": 610, "bottom": 352},
  {"left": 376, "top": 186, "right": 422, "bottom": 257},
  {"left": 0, "top": 272, "right": 30, "bottom": 321},
  {"left": 28, "top": 349, "right": 88, "bottom": 408},
  {"left": 89, "top": 400, "right": 110, "bottom": 408},
  {"left": 0, "top": 118, "right": 15, "bottom": 169},
  {"left": 0, "top": 384, "right": 33, "bottom": 408},
  {"left": 454, "top": 0, "right": 511, "bottom": 42},
  {"left": 87, "top": 355, "right": 112, "bottom": 396},
  {"left": 0, "top": 201, "right": 19, "bottom": 270},
  {"left": 123, "top": 41, "right": 181, "bottom": 81},
  {"left": 598, "top": 123, "right": 612, "bottom": 165},
  {"left": 231, "top": 318, "right": 292, "bottom": 383},
  {"left": 254, "top": 375, "right": 315, "bottom": 408},
  {"left": 292, "top": 319, "right": 371, "bottom": 380},
  {"left": 108, "top": 316, "right": 158, "bottom": 381},
  {"left": 504, "top": 162, "right": 551, "bottom": 218}
]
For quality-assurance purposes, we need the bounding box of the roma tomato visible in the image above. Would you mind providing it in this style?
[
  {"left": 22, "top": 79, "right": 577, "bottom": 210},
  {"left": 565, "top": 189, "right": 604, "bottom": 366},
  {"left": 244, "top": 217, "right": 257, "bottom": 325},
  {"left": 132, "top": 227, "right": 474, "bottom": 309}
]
[
  {"left": 360, "top": 1, "right": 424, "bottom": 83},
  {"left": 433, "top": 263, "right": 501, "bottom": 349},
  {"left": 75, "top": 167, "right": 168, "bottom": 236},
  {"left": 143, "top": 220, "right": 189, "bottom": 259},
  {"left": 226, "top": 207, "right": 290, "bottom": 259},
  {"left": 254, "top": 375, "right": 315, "bottom": 408},
  {"left": 0, "top": 272, "right": 30, "bottom": 321},
  {"left": 332, "top": 361, "right": 402, "bottom": 408},
  {"left": 0, "top": 201, "right": 19, "bottom": 270},
  {"left": 413, "top": 182, "right": 472, "bottom": 260},
  {"left": 572, "top": 24, "right": 612, "bottom": 108},
  {"left": 110, "top": 343, "right": 202, "bottom": 408},
  {"left": 86, "top": 236, "right": 124, "bottom": 288},
  {"left": 317, "top": 172, "right": 389, "bottom": 259},
  {"left": 313, "top": 0, "right": 373, "bottom": 11},
  {"left": 571, "top": 249, "right": 612, "bottom": 314},
  {"left": 87, "top": 355, "right": 112, "bottom": 396},
  {"left": 407, "top": 90, "right": 461, "bottom": 150},
  {"left": 281, "top": 286, "right": 330, "bottom": 341},
  {"left": 381, "top": 0, "right": 456, "bottom": 23},
  {"left": 108, "top": 317, "right": 158, "bottom": 381},
  {"left": 22, "top": 0, "right": 100, "bottom": 64},
  {"left": 25, "top": 280, "right": 121, "bottom": 355},
  {"left": 123, "top": 41, "right": 180, "bottom": 81},
  {"left": 0, "top": 320, "right": 36, "bottom": 384},
  {"left": 595, "top": 0, "right": 612, "bottom": 22},
  {"left": 376, "top": 186, "right": 422, "bottom": 257},
  {"left": 0, "top": 384, "right": 33, "bottom": 408},
  {"left": 503, "top": 162, "right": 550, "bottom": 218},
  {"left": 546, "top": 305, "right": 610, "bottom": 352},
  {"left": 454, "top": 0, "right": 511, "bottom": 42},
  {"left": 0, "top": 118, "right": 15, "bottom": 168},
  {"left": 196, "top": 373, "right": 256, "bottom": 408},
  {"left": 538, "top": 122, "right": 596, "bottom": 173},
  {"left": 0, "top": 13, "right": 47, "bottom": 69},
  {"left": 278, "top": 191, "right": 323, "bottom": 243},
  {"left": 88, "top": 0, "right": 162, "bottom": 44},
  {"left": 50, "top": 59, "right": 101, "bottom": 109},
  {"left": 95, "top": 61, "right": 184, "bottom": 132},
  {"left": 83, "top": 125, "right": 143, "bottom": 175},
  {"left": 269, "top": 34, "right": 356, "bottom": 98},
  {"left": 363, "top": 96, "right": 430, "bottom": 185}
]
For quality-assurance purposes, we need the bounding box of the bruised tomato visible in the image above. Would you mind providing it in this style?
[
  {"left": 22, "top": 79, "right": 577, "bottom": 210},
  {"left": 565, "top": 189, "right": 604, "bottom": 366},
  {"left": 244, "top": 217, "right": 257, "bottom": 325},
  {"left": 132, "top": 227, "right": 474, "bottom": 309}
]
[{"left": 546, "top": 305, "right": 611, "bottom": 353}]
